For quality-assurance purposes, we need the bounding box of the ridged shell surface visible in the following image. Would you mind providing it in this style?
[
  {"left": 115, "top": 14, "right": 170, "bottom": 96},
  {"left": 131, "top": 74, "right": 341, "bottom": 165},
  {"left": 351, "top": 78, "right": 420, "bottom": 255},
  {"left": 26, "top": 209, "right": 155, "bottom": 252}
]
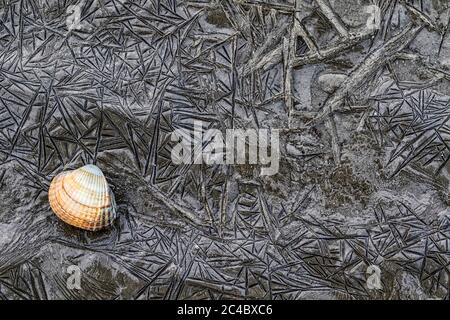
[{"left": 48, "top": 164, "right": 117, "bottom": 231}]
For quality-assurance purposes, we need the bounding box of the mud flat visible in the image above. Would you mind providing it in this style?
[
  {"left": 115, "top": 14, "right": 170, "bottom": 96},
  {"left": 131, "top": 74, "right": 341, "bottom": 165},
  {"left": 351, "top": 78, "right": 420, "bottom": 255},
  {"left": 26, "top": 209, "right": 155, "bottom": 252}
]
[{"left": 0, "top": 0, "right": 449, "bottom": 300}]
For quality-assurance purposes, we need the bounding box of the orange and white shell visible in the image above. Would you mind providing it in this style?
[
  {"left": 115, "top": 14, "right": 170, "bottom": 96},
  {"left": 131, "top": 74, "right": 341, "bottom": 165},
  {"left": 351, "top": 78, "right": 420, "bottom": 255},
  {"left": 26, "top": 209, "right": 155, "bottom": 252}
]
[{"left": 48, "top": 164, "right": 117, "bottom": 231}]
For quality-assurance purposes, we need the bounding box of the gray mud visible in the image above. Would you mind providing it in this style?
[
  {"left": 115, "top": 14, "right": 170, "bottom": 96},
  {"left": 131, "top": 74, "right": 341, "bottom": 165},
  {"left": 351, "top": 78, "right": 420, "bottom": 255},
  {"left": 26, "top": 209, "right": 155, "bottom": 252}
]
[{"left": 0, "top": 0, "right": 449, "bottom": 300}]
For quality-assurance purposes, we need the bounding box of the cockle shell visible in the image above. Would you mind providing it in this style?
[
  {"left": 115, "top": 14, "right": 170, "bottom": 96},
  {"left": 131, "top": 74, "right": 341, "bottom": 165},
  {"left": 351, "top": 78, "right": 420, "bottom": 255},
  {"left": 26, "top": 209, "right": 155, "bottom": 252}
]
[{"left": 48, "top": 164, "right": 117, "bottom": 231}]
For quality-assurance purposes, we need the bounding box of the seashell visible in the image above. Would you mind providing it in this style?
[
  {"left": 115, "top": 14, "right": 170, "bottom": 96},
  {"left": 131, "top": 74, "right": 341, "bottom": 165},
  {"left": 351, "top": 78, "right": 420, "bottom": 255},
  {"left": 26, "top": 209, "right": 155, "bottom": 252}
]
[{"left": 48, "top": 164, "right": 117, "bottom": 231}]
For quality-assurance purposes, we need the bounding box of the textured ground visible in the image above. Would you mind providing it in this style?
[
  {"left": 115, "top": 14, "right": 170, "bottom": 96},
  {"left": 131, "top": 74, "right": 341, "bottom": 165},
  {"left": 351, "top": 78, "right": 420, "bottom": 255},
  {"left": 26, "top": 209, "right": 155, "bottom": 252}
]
[{"left": 0, "top": 0, "right": 449, "bottom": 300}]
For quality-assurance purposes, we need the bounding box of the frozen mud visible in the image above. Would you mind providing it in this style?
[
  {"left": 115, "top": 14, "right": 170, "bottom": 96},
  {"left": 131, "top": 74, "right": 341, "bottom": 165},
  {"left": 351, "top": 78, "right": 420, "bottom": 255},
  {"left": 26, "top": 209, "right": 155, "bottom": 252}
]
[{"left": 0, "top": 0, "right": 449, "bottom": 299}]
